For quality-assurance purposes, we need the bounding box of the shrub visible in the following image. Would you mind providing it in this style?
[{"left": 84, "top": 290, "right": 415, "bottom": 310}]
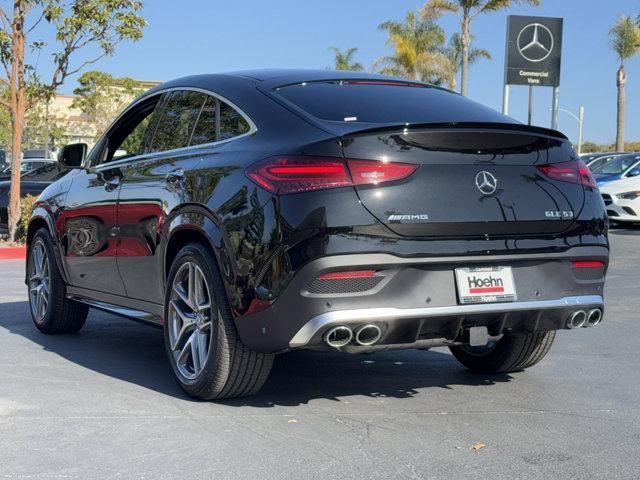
[{"left": 15, "top": 195, "right": 39, "bottom": 243}]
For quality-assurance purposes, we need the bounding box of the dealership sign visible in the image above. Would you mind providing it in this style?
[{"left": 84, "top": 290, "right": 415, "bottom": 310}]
[{"left": 505, "top": 15, "right": 563, "bottom": 87}]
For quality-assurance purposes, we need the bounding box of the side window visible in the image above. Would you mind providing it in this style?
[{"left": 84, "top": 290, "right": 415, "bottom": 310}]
[
  {"left": 105, "top": 96, "right": 162, "bottom": 163},
  {"left": 149, "top": 90, "right": 207, "bottom": 152},
  {"left": 189, "top": 96, "right": 251, "bottom": 146},
  {"left": 189, "top": 96, "right": 217, "bottom": 146},
  {"left": 219, "top": 101, "right": 250, "bottom": 141},
  {"left": 117, "top": 116, "right": 151, "bottom": 160}
]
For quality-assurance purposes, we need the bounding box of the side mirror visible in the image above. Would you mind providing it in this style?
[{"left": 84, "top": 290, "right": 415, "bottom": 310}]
[
  {"left": 626, "top": 168, "right": 640, "bottom": 178},
  {"left": 58, "top": 143, "right": 87, "bottom": 170}
]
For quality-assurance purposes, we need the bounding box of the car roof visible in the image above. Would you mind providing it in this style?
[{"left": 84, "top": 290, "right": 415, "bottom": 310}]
[
  {"left": 227, "top": 69, "right": 446, "bottom": 88},
  {"left": 138, "top": 69, "right": 566, "bottom": 140},
  {"left": 144, "top": 69, "right": 452, "bottom": 96}
]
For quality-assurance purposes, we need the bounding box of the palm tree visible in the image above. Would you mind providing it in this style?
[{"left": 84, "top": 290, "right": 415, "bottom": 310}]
[
  {"left": 446, "top": 32, "right": 491, "bottom": 91},
  {"left": 375, "top": 10, "right": 454, "bottom": 86},
  {"left": 609, "top": 16, "right": 640, "bottom": 152},
  {"left": 329, "top": 47, "right": 364, "bottom": 71},
  {"left": 421, "top": 0, "right": 540, "bottom": 96}
]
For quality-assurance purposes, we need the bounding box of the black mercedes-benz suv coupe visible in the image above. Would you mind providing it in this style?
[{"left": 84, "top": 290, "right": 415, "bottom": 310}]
[{"left": 25, "top": 70, "right": 609, "bottom": 400}]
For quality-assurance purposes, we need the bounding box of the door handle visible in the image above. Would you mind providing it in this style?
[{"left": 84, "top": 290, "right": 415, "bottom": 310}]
[{"left": 166, "top": 168, "right": 184, "bottom": 183}]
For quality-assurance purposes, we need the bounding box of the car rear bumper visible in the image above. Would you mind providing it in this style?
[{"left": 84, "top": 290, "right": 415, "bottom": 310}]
[
  {"left": 289, "top": 294, "right": 603, "bottom": 351},
  {"left": 236, "top": 246, "right": 608, "bottom": 353}
]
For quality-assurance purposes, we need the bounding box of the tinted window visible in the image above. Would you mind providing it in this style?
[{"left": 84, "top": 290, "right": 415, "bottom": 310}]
[
  {"left": 112, "top": 116, "right": 153, "bottom": 161},
  {"left": 150, "top": 91, "right": 207, "bottom": 152},
  {"left": 190, "top": 96, "right": 217, "bottom": 146},
  {"left": 21, "top": 163, "right": 64, "bottom": 182},
  {"left": 21, "top": 162, "right": 39, "bottom": 172},
  {"left": 107, "top": 96, "right": 162, "bottom": 163},
  {"left": 275, "top": 80, "right": 508, "bottom": 124},
  {"left": 592, "top": 155, "right": 640, "bottom": 174},
  {"left": 588, "top": 155, "right": 618, "bottom": 172},
  {"left": 219, "top": 101, "right": 250, "bottom": 140}
]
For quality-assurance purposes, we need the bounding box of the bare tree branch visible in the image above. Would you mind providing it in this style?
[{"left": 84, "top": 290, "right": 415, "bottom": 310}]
[
  {"left": 0, "top": 6, "right": 10, "bottom": 26},
  {"left": 26, "top": 10, "right": 46, "bottom": 34}
]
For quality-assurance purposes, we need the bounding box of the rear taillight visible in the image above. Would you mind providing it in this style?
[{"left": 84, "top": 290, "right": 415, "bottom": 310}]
[
  {"left": 246, "top": 156, "right": 417, "bottom": 194},
  {"left": 536, "top": 160, "right": 597, "bottom": 188},
  {"left": 347, "top": 160, "right": 417, "bottom": 186}
]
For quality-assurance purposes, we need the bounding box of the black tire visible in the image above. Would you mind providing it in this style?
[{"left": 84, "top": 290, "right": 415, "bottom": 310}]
[
  {"left": 27, "top": 228, "right": 88, "bottom": 334},
  {"left": 449, "top": 330, "right": 556, "bottom": 374},
  {"left": 163, "top": 243, "right": 273, "bottom": 400}
]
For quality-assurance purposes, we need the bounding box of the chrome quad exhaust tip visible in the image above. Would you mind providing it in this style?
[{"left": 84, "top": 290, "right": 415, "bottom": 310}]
[
  {"left": 585, "top": 309, "right": 603, "bottom": 327},
  {"left": 354, "top": 324, "right": 382, "bottom": 346},
  {"left": 566, "top": 310, "right": 587, "bottom": 329},
  {"left": 324, "top": 326, "right": 353, "bottom": 348}
]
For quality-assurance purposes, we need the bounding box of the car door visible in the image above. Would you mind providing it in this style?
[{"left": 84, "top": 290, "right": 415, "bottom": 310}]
[
  {"left": 61, "top": 94, "right": 162, "bottom": 296},
  {"left": 116, "top": 89, "right": 212, "bottom": 304}
]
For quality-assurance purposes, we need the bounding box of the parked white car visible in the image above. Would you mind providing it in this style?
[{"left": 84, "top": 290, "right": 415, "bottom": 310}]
[{"left": 600, "top": 176, "right": 640, "bottom": 224}]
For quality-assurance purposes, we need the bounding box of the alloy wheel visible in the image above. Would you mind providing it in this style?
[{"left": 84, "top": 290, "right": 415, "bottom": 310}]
[
  {"left": 168, "top": 261, "right": 215, "bottom": 380},
  {"left": 28, "top": 239, "right": 51, "bottom": 322}
]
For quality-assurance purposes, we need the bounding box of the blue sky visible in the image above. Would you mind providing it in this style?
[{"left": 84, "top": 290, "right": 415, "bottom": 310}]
[{"left": 49, "top": 0, "right": 640, "bottom": 144}]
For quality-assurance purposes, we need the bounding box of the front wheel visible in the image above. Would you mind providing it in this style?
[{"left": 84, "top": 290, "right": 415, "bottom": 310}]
[
  {"left": 449, "top": 330, "right": 556, "bottom": 373},
  {"left": 163, "top": 243, "right": 273, "bottom": 400},
  {"left": 27, "top": 228, "right": 88, "bottom": 334}
]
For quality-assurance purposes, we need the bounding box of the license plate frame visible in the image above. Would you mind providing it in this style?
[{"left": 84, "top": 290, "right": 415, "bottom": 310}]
[{"left": 455, "top": 266, "right": 517, "bottom": 304}]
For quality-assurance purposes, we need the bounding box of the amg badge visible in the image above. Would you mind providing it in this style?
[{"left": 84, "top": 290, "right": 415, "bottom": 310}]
[{"left": 387, "top": 214, "right": 429, "bottom": 222}]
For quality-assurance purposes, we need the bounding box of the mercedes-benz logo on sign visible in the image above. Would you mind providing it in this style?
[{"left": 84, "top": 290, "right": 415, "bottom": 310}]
[
  {"left": 475, "top": 171, "right": 498, "bottom": 195},
  {"left": 517, "top": 23, "right": 554, "bottom": 62}
]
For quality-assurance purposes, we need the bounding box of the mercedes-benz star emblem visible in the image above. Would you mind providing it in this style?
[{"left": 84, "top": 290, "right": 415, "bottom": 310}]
[
  {"left": 517, "top": 23, "right": 554, "bottom": 62},
  {"left": 475, "top": 171, "right": 498, "bottom": 195}
]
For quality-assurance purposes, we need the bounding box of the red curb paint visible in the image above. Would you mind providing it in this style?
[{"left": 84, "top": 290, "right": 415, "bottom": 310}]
[{"left": 0, "top": 246, "right": 26, "bottom": 260}]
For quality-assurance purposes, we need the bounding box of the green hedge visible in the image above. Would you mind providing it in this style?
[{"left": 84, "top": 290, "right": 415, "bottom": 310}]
[{"left": 15, "top": 195, "right": 39, "bottom": 243}]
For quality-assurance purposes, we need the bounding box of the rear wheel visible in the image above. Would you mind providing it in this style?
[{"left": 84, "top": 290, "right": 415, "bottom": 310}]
[
  {"left": 164, "top": 243, "right": 273, "bottom": 400},
  {"left": 27, "top": 228, "right": 88, "bottom": 334},
  {"left": 449, "top": 330, "right": 555, "bottom": 373}
]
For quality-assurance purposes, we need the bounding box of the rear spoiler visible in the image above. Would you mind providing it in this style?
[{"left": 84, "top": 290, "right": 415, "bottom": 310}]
[{"left": 339, "top": 122, "right": 568, "bottom": 141}]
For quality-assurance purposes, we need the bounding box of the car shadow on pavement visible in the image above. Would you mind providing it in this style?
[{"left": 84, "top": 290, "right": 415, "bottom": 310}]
[
  {"left": 224, "top": 348, "right": 513, "bottom": 408},
  {"left": 0, "top": 301, "right": 513, "bottom": 406}
]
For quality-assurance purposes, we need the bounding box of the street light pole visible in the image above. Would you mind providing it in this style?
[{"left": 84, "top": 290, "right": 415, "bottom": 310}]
[
  {"left": 577, "top": 106, "right": 584, "bottom": 155},
  {"left": 551, "top": 106, "right": 585, "bottom": 154}
]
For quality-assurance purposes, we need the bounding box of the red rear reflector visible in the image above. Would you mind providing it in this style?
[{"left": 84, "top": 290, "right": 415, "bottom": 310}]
[
  {"left": 536, "top": 160, "right": 597, "bottom": 188},
  {"left": 572, "top": 261, "right": 605, "bottom": 268},
  {"left": 246, "top": 156, "right": 417, "bottom": 194},
  {"left": 319, "top": 270, "right": 376, "bottom": 280}
]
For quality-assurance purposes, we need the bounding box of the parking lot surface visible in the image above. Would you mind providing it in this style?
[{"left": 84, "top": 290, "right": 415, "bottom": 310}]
[{"left": 0, "top": 229, "right": 639, "bottom": 479}]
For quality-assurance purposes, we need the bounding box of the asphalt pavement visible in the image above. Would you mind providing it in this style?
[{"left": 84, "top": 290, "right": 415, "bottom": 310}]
[{"left": 0, "top": 228, "right": 638, "bottom": 479}]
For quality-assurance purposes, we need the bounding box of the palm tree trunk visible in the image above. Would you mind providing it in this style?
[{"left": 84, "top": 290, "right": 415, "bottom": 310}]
[
  {"left": 615, "top": 65, "right": 626, "bottom": 152},
  {"left": 460, "top": 14, "right": 471, "bottom": 96}
]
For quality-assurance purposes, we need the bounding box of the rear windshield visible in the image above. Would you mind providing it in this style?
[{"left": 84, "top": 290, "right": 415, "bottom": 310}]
[{"left": 275, "top": 80, "right": 509, "bottom": 125}]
